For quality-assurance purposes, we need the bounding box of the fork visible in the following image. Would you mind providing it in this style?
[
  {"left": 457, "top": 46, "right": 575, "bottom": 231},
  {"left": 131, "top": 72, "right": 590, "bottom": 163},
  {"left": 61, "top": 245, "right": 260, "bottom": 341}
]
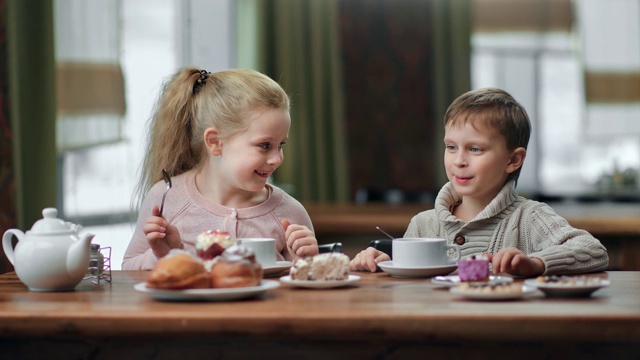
[{"left": 159, "top": 169, "right": 172, "bottom": 217}]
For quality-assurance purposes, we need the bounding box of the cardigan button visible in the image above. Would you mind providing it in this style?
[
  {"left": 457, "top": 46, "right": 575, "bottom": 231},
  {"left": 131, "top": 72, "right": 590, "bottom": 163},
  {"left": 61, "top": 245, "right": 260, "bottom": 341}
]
[{"left": 454, "top": 236, "right": 465, "bottom": 245}]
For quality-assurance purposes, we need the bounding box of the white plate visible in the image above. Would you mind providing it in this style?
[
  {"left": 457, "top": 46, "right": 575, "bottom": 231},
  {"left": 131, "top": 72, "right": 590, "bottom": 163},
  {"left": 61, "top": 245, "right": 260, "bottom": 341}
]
[
  {"left": 524, "top": 278, "right": 610, "bottom": 297},
  {"left": 378, "top": 261, "right": 457, "bottom": 278},
  {"left": 450, "top": 284, "right": 537, "bottom": 301},
  {"left": 263, "top": 261, "right": 292, "bottom": 277},
  {"left": 431, "top": 275, "right": 514, "bottom": 287},
  {"left": 279, "top": 275, "right": 361, "bottom": 289},
  {"left": 134, "top": 280, "right": 280, "bottom": 301}
]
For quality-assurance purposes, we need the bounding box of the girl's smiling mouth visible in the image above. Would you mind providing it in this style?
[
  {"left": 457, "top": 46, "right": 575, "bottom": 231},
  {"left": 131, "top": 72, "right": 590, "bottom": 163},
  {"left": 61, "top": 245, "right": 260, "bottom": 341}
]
[{"left": 255, "top": 170, "right": 271, "bottom": 178}]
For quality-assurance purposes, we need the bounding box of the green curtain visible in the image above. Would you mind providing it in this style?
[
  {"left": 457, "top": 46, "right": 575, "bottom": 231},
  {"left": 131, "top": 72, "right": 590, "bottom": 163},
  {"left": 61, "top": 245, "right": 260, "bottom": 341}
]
[
  {"left": 7, "top": 0, "right": 57, "bottom": 230},
  {"left": 250, "top": 0, "right": 350, "bottom": 203},
  {"left": 429, "top": 0, "right": 472, "bottom": 184}
]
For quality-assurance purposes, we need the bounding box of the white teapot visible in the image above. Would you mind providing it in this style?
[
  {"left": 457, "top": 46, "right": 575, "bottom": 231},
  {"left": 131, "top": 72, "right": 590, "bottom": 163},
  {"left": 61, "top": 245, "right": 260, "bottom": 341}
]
[{"left": 2, "top": 208, "right": 94, "bottom": 291}]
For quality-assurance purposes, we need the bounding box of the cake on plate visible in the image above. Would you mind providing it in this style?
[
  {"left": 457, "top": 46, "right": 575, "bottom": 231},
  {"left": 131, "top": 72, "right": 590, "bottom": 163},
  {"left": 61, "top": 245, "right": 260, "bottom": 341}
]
[
  {"left": 195, "top": 229, "right": 237, "bottom": 261},
  {"left": 458, "top": 255, "right": 490, "bottom": 282},
  {"left": 290, "top": 253, "right": 350, "bottom": 281}
]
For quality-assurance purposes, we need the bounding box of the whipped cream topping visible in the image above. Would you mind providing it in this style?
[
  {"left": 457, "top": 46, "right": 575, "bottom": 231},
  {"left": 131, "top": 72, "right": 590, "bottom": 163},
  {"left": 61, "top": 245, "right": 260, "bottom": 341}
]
[
  {"left": 195, "top": 229, "right": 236, "bottom": 250},
  {"left": 219, "top": 244, "right": 256, "bottom": 262}
]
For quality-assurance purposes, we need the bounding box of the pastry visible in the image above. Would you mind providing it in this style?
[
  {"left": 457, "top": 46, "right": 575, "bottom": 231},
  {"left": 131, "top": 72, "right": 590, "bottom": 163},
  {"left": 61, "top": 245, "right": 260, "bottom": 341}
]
[
  {"left": 457, "top": 281, "right": 522, "bottom": 294},
  {"left": 458, "top": 255, "right": 490, "bottom": 282},
  {"left": 195, "top": 229, "right": 237, "bottom": 261},
  {"left": 535, "top": 275, "right": 603, "bottom": 286},
  {"left": 209, "top": 245, "right": 263, "bottom": 288},
  {"left": 146, "top": 251, "right": 210, "bottom": 289},
  {"left": 290, "top": 253, "right": 350, "bottom": 281}
]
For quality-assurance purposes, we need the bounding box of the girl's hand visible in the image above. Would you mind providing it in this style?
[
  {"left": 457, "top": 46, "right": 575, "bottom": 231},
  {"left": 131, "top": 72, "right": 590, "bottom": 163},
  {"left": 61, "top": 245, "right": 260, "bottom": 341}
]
[
  {"left": 487, "top": 247, "right": 545, "bottom": 277},
  {"left": 349, "top": 247, "right": 390, "bottom": 272},
  {"left": 282, "top": 219, "right": 319, "bottom": 258},
  {"left": 142, "top": 205, "right": 183, "bottom": 258}
]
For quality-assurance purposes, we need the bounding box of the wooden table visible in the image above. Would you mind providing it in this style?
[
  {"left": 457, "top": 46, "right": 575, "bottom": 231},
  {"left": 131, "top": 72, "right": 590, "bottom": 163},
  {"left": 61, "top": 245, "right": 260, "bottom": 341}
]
[{"left": 0, "top": 271, "right": 639, "bottom": 359}]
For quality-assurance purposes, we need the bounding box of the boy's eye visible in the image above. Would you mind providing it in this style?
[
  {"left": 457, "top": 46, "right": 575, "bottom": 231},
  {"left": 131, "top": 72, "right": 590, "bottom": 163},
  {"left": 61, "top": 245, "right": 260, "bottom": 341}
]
[
  {"left": 445, "top": 144, "right": 456, "bottom": 151},
  {"left": 470, "top": 147, "right": 482, "bottom": 153}
]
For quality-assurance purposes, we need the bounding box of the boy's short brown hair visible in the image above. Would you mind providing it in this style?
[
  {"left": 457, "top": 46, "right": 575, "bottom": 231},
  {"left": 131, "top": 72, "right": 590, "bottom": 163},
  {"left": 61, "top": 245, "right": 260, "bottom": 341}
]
[{"left": 444, "top": 87, "right": 531, "bottom": 182}]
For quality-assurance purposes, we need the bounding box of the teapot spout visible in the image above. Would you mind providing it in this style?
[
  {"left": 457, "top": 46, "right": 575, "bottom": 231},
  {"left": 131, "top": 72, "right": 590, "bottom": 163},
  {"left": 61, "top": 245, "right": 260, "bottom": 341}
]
[{"left": 67, "top": 233, "right": 94, "bottom": 279}]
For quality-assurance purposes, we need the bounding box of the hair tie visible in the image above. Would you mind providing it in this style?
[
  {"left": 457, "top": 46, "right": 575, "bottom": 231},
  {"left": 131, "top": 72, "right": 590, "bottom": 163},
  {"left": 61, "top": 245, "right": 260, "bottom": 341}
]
[{"left": 193, "top": 69, "right": 210, "bottom": 94}]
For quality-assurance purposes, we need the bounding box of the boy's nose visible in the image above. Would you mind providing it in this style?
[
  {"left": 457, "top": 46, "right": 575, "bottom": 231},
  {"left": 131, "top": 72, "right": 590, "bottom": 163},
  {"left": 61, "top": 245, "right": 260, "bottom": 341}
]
[{"left": 454, "top": 153, "right": 467, "bottom": 167}]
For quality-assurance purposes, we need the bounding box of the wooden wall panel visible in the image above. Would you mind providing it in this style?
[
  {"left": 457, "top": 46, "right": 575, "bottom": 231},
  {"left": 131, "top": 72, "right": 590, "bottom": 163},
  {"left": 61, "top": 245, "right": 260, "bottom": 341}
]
[{"left": 337, "top": 0, "right": 440, "bottom": 200}]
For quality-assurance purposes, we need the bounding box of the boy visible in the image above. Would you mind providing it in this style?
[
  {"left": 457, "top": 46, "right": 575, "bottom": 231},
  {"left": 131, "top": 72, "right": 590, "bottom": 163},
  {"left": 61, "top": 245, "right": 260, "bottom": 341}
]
[{"left": 350, "top": 88, "right": 609, "bottom": 276}]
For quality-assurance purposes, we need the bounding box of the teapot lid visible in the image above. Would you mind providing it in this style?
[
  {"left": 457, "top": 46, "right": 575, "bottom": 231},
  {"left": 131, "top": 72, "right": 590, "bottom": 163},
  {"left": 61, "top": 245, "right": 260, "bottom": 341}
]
[{"left": 29, "top": 208, "right": 73, "bottom": 234}]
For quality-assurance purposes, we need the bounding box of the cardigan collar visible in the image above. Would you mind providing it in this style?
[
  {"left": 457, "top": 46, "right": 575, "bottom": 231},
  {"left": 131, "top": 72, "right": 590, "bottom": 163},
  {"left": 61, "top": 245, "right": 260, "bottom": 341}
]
[{"left": 435, "top": 180, "right": 519, "bottom": 224}]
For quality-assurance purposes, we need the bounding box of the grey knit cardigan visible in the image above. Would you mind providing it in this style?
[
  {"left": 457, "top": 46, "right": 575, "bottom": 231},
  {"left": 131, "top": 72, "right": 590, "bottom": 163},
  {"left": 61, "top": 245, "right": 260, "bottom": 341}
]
[{"left": 404, "top": 180, "right": 609, "bottom": 275}]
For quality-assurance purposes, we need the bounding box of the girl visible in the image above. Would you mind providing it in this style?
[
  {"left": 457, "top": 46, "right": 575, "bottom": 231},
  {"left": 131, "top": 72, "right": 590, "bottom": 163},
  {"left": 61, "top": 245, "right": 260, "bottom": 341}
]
[{"left": 122, "top": 67, "right": 318, "bottom": 270}]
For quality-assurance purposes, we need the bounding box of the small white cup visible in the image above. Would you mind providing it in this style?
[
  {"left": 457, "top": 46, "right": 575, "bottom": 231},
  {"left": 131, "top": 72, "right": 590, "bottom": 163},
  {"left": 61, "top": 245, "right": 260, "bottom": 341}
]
[
  {"left": 237, "top": 238, "right": 277, "bottom": 267},
  {"left": 392, "top": 237, "right": 460, "bottom": 267}
]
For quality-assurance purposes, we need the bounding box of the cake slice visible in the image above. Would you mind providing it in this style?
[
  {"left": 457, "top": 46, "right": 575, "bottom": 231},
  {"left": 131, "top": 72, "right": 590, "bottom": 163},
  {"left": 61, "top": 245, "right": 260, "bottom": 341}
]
[{"left": 290, "top": 253, "right": 350, "bottom": 281}]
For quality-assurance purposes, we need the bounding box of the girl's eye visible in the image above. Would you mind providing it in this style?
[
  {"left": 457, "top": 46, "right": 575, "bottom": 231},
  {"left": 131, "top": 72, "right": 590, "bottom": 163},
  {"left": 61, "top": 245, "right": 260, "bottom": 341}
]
[
  {"left": 259, "top": 143, "right": 271, "bottom": 150},
  {"left": 279, "top": 142, "right": 286, "bottom": 150}
]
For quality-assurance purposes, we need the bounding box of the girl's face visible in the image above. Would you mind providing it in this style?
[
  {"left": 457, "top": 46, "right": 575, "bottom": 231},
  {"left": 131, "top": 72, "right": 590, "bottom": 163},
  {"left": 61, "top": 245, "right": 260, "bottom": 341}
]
[
  {"left": 218, "top": 108, "right": 291, "bottom": 193},
  {"left": 443, "top": 120, "right": 519, "bottom": 207}
]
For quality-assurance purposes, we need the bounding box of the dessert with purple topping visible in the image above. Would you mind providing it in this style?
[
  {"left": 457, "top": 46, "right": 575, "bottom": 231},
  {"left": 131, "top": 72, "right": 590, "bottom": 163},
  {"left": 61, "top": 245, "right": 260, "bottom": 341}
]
[{"left": 458, "top": 255, "right": 490, "bottom": 282}]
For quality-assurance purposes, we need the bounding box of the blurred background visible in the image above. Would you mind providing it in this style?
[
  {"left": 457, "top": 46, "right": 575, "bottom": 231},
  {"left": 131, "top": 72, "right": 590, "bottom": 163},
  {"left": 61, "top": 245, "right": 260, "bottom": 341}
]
[{"left": 2, "top": 0, "right": 639, "bottom": 269}]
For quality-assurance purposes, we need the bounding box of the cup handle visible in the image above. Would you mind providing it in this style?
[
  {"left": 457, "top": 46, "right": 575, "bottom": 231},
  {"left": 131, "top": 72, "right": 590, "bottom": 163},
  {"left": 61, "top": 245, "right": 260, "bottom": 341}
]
[
  {"left": 2, "top": 229, "right": 22, "bottom": 266},
  {"left": 447, "top": 243, "right": 461, "bottom": 264}
]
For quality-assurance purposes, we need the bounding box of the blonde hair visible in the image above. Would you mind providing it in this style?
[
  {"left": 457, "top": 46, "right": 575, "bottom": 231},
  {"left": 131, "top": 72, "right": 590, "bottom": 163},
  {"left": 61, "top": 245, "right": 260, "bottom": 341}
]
[
  {"left": 134, "top": 67, "right": 290, "bottom": 208},
  {"left": 444, "top": 87, "right": 531, "bottom": 182}
]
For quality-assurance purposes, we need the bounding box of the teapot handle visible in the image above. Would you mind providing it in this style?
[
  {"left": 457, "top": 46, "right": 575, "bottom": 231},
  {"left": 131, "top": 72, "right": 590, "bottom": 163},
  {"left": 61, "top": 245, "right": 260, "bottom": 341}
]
[{"left": 2, "top": 229, "right": 24, "bottom": 266}]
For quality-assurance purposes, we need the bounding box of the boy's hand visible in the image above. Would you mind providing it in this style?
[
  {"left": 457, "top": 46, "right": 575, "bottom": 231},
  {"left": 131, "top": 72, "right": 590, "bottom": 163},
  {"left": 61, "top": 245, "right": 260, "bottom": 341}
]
[
  {"left": 487, "top": 247, "right": 545, "bottom": 277},
  {"left": 349, "top": 247, "right": 390, "bottom": 272},
  {"left": 142, "top": 205, "right": 183, "bottom": 258},
  {"left": 282, "top": 219, "right": 319, "bottom": 258}
]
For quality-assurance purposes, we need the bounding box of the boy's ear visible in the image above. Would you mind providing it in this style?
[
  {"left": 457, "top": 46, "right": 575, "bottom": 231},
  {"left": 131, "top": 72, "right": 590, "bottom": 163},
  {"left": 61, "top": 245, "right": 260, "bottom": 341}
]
[
  {"left": 506, "top": 147, "right": 527, "bottom": 174},
  {"left": 204, "top": 127, "right": 222, "bottom": 156}
]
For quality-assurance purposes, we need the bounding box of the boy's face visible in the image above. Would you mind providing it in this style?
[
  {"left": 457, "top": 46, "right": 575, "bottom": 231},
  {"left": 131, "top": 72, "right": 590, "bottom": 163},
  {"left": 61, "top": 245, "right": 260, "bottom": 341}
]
[{"left": 443, "top": 120, "right": 522, "bottom": 206}]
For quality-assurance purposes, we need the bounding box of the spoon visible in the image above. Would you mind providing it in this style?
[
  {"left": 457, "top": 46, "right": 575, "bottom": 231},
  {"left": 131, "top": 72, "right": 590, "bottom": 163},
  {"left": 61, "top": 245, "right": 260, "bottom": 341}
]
[
  {"left": 159, "top": 169, "right": 172, "bottom": 217},
  {"left": 376, "top": 226, "right": 394, "bottom": 240}
]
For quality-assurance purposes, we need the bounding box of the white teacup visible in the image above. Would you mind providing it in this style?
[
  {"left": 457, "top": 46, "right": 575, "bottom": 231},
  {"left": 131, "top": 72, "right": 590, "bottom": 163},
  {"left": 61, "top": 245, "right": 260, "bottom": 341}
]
[
  {"left": 392, "top": 237, "right": 460, "bottom": 267},
  {"left": 237, "top": 238, "right": 277, "bottom": 267}
]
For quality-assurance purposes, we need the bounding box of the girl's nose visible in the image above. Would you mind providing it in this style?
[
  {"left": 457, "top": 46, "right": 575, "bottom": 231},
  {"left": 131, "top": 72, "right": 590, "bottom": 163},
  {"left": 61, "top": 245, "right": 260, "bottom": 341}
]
[{"left": 267, "top": 150, "right": 283, "bottom": 166}]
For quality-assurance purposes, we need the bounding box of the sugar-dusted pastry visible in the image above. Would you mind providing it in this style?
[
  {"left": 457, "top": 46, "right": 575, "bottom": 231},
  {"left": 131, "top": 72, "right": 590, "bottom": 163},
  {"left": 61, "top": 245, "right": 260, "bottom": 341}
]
[
  {"left": 290, "top": 253, "right": 350, "bottom": 281},
  {"left": 146, "top": 250, "right": 210, "bottom": 289},
  {"left": 458, "top": 255, "right": 490, "bottom": 282},
  {"left": 195, "top": 229, "right": 237, "bottom": 261},
  {"left": 209, "top": 245, "right": 263, "bottom": 288}
]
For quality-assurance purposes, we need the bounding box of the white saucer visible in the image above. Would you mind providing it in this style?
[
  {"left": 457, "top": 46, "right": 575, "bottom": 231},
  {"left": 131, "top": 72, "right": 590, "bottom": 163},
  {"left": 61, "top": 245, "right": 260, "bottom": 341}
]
[
  {"left": 431, "top": 275, "right": 514, "bottom": 287},
  {"left": 524, "top": 278, "right": 610, "bottom": 297},
  {"left": 279, "top": 275, "right": 361, "bottom": 289},
  {"left": 450, "top": 284, "right": 537, "bottom": 301},
  {"left": 262, "top": 261, "right": 292, "bottom": 277},
  {"left": 134, "top": 280, "right": 280, "bottom": 302},
  {"left": 377, "top": 261, "right": 457, "bottom": 278}
]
